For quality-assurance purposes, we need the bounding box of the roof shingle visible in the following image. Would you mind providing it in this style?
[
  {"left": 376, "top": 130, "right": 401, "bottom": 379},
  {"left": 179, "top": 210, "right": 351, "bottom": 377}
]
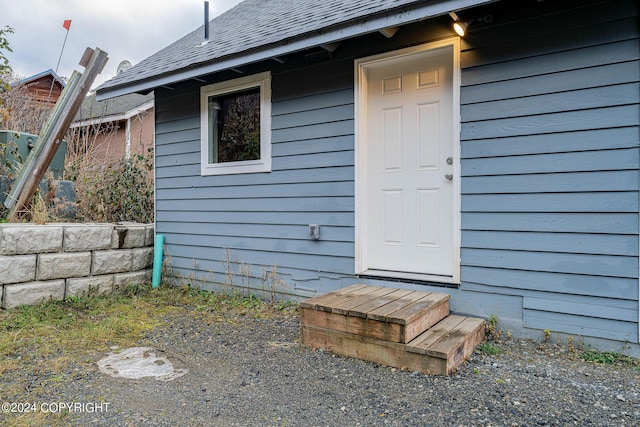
[{"left": 97, "top": 0, "right": 488, "bottom": 97}]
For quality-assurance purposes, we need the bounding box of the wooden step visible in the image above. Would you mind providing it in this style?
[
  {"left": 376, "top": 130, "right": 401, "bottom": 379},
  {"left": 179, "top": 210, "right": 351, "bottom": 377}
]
[
  {"left": 406, "top": 315, "right": 486, "bottom": 373},
  {"left": 301, "top": 284, "right": 449, "bottom": 343},
  {"left": 301, "top": 315, "right": 484, "bottom": 375},
  {"left": 301, "top": 324, "right": 450, "bottom": 375},
  {"left": 300, "top": 285, "right": 486, "bottom": 375}
]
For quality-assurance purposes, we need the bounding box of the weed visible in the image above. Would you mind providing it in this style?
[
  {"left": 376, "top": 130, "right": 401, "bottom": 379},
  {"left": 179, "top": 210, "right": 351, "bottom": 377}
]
[
  {"left": 274, "top": 300, "right": 297, "bottom": 312},
  {"left": 543, "top": 329, "right": 551, "bottom": 343},
  {"left": 485, "top": 314, "right": 503, "bottom": 341},
  {"left": 478, "top": 342, "right": 502, "bottom": 356},
  {"left": 573, "top": 345, "right": 640, "bottom": 371},
  {"left": 580, "top": 349, "right": 626, "bottom": 365},
  {"left": 567, "top": 336, "right": 578, "bottom": 355},
  {"left": 219, "top": 248, "right": 287, "bottom": 302},
  {"left": 29, "top": 190, "right": 49, "bottom": 224},
  {"left": 223, "top": 248, "right": 236, "bottom": 292}
]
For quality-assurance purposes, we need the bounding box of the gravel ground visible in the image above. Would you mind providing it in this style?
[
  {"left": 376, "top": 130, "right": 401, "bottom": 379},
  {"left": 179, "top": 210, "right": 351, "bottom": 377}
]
[{"left": 3, "top": 310, "right": 639, "bottom": 427}]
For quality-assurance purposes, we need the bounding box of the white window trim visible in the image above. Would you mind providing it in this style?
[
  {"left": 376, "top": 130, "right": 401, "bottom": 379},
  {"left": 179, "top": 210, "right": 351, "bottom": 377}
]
[{"left": 200, "top": 71, "right": 272, "bottom": 175}]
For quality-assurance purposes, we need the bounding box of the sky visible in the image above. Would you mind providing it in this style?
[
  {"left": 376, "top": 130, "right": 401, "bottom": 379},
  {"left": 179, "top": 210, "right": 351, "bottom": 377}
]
[{"left": 2, "top": 0, "right": 243, "bottom": 88}]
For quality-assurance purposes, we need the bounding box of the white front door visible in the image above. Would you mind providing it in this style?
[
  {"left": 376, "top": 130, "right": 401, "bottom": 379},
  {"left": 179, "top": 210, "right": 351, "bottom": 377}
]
[{"left": 356, "top": 41, "right": 460, "bottom": 283}]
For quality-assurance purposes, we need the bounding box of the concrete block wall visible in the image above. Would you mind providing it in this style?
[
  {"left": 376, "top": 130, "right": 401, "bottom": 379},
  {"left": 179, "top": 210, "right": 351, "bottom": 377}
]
[{"left": 0, "top": 223, "right": 154, "bottom": 309}]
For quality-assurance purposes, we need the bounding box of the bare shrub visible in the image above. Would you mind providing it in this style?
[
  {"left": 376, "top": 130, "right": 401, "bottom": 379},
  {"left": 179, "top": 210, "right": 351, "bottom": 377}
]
[
  {"left": 65, "top": 118, "right": 154, "bottom": 224},
  {"left": 0, "top": 109, "right": 154, "bottom": 224},
  {"left": 68, "top": 147, "right": 154, "bottom": 224},
  {"left": 0, "top": 73, "right": 53, "bottom": 134}
]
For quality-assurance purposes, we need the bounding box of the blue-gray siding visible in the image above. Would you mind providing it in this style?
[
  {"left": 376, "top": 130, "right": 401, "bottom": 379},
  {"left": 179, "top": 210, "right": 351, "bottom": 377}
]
[
  {"left": 154, "top": 65, "right": 357, "bottom": 296},
  {"left": 154, "top": 0, "right": 640, "bottom": 343},
  {"left": 459, "top": 0, "right": 639, "bottom": 341}
]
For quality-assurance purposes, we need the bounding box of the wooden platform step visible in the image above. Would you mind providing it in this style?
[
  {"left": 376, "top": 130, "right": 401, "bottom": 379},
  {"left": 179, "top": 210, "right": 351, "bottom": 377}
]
[
  {"left": 300, "top": 285, "right": 485, "bottom": 375},
  {"left": 300, "top": 284, "right": 450, "bottom": 344},
  {"left": 406, "top": 315, "right": 485, "bottom": 373}
]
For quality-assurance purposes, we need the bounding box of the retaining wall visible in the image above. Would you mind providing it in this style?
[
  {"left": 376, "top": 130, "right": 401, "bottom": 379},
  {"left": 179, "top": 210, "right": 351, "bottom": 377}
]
[{"left": 0, "top": 222, "right": 154, "bottom": 309}]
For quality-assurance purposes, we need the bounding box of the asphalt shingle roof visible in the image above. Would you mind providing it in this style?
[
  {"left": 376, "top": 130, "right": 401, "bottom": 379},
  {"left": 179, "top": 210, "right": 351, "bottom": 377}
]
[
  {"left": 96, "top": 0, "right": 488, "bottom": 98},
  {"left": 74, "top": 92, "right": 154, "bottom": 122}
]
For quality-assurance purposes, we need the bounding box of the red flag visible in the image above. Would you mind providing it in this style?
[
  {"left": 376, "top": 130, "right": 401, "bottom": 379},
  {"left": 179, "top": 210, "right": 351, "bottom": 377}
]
[{"left": 63, "top": 20, "right": 72, "bottom": 31}]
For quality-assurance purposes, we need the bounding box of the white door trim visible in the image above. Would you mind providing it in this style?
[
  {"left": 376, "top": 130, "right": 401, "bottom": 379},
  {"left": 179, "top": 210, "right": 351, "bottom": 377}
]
[{"left": 354, "top": 38, "right": 461, "bottom": 284}]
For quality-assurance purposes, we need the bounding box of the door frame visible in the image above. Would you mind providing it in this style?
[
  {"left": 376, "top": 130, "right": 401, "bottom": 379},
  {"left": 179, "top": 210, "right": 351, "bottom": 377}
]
[{"left": 354, "top": 38, "right": 461, "bottom": 284}]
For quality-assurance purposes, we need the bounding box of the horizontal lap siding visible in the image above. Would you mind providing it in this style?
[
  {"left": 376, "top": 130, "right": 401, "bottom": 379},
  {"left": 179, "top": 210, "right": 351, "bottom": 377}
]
[
  {"left": 154, "top": 69, "right": 355, "bottom": 296},
  {"left": 460, "top": 0, "right": 640, "bottom": 341},
  {"left": 153, "top": 0, "right": 639, "bottom": 344}
]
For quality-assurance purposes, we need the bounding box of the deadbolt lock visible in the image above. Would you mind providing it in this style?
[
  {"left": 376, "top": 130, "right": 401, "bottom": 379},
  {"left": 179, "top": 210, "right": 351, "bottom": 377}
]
[{"left": 446, "top": 157, "right": 453, "bottom": 165}]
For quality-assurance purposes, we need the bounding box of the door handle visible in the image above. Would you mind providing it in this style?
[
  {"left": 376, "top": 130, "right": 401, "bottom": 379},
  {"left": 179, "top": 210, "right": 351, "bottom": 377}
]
[{"left": 445, "top": 173, "right": 453, "bottom": 181}]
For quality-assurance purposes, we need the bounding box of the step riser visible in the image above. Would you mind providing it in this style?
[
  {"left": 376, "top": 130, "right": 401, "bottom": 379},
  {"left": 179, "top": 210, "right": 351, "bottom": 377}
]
[
  {"left": 301, "top": 308, "right": 403, "bottom": 343},
  {"left": 402, "top": 299, "right": 450, "bottom": 343},
  {"left": 301, "top": 325, "right": 448, "bottom": 376},
  {"left": 301, "top": 297, "right": 449, "bottom": 344}
]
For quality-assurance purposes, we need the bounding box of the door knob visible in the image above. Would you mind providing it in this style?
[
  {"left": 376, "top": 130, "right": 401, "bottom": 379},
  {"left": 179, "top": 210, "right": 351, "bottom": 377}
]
[{"left": 445, "top": 173, "right": 453, "bottom": 181}]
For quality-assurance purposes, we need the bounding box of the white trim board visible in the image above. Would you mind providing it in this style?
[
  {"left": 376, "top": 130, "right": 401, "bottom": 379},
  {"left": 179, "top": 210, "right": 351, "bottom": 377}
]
[{"left": 354, "top": 38, "right": 462, "bottom": 285}]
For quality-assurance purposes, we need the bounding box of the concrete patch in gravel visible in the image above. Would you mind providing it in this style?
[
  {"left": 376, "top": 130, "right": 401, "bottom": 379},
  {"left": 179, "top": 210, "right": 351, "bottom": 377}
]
[
  {"left": 97, "top": 347, "right": 188, "bottom": 381},
  {"left": 267, "top": 341, "right": 296, "bottom": 349}
]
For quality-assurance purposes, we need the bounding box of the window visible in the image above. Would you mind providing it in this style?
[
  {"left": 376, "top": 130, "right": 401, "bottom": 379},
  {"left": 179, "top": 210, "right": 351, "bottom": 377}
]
[{"left": 200, "top": 72, "right": 271, "bottom": 175}]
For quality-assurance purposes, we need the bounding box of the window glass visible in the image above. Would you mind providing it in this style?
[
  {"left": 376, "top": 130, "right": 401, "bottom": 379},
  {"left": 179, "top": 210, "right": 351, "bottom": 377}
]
[
  {"left": 200, "top": 71, "right": 271, "bottom": 175},
  {"left": 208, "top": 87, "right": 260, "bottom": 164}
]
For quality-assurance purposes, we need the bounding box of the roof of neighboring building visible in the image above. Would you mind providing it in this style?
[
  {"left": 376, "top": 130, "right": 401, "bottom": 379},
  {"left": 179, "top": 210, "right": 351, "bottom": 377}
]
[
  {"left": 14, "top": 69, "right": 66, "bottom": 88},
  {"left": 72, "top": 92, "right": 154, "bottom": 126},
  {"left": 96, "top": 0, "right": 493, "bottom": 99}
]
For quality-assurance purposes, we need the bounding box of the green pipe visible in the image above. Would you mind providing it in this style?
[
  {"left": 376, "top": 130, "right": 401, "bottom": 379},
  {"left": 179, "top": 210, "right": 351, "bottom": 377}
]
[{"left": 152, "top": 234, "right": 165, "bottom": 288}]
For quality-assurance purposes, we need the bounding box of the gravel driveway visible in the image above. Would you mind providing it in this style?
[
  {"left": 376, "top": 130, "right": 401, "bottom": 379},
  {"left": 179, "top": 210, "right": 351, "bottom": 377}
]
[{"left": 3, "top": 310, "right": 639, "bottom": 426}]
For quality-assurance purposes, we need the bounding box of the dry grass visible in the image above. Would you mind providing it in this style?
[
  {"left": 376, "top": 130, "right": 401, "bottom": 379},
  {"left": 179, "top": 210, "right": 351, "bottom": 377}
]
[
  {"left": 0, "top": 284, "right": 297, "bottom": 426},
  {"left": 0, "top": 284, "right": 294, "bottom": 372},
  {"left": 0, "top": 284, "right": 298, "bottom": 423}
]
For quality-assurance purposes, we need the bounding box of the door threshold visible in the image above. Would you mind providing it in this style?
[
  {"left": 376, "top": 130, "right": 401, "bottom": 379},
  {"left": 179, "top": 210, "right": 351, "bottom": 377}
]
[{"left": 358, "top": 272, "right": 459, "bottom": 289}]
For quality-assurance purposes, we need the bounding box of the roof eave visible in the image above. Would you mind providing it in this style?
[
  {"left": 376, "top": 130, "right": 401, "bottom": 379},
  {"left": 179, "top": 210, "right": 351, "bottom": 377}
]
[
  {"left": 70, "top": 100, "right": 155, "bottom": 128},
  {"left": 96, "top": 0, "right": 494, "bottom": 101},
  {"left": 14, "top": 68, "right": 66, "bottom": 88}
]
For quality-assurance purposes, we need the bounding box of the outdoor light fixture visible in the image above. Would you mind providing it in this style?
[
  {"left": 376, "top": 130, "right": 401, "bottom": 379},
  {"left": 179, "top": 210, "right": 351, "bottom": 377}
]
[
  {"left": 453, "top": 20, "right": 468, "bottom": 36},
  {"left": 449, "top": 11, "right": 468, "bottom": 37},
  {"left": 448, "top": 12, "right": 493, "bottom": 37}
]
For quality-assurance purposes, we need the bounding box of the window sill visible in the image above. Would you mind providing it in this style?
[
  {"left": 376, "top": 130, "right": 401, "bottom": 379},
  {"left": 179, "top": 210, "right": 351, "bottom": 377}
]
[{"left": 200, "top": 160, "right": 271, "bottom": 176}]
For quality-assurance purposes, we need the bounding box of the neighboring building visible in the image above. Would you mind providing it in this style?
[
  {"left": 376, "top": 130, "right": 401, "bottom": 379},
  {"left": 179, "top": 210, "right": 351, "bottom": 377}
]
[
  {"left": 2, "top": 69, "right": 66, "bottom": 134},
  {"left": 14, "top": 69, "right": 65, "bottom": 106},
  {"left": 70, "top": 92, "right": 154, "bottom": 162},
  {"left": 96, "top": 0, "right": 640, "bottom": 353}
]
